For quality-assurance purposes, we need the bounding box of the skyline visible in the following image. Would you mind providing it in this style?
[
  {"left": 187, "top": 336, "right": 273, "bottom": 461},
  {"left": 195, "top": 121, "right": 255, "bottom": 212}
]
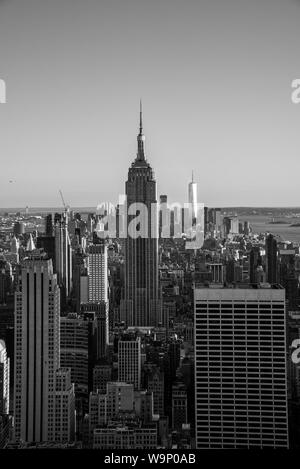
[{"left": 1, "top": 0, "right": 300, "bottom": 207}]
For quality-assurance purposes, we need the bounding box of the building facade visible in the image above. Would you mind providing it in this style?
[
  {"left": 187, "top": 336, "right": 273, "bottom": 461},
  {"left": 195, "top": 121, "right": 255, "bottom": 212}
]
[{"left": 194, "top": 285, "right": 289, "bottom": 448}]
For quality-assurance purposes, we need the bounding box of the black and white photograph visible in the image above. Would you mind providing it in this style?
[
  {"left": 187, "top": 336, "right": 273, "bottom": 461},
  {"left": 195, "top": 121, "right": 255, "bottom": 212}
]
[{"left": 0, "top": 0, "right": 300, "bottom": 458}]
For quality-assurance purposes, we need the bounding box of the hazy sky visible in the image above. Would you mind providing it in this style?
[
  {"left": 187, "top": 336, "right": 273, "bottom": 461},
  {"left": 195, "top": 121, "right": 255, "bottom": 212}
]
[{"left": 0, "top": 0, "right": 300, "bottom": 208}]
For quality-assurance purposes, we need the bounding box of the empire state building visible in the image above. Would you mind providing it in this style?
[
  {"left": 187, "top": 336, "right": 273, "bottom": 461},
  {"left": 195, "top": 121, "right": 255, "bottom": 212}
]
[{"left": 120, "top": 103, "right": 161, "bottom": 327}]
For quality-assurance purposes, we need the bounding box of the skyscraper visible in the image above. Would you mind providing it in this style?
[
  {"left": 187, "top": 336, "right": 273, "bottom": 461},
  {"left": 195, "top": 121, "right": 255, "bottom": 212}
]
[
  {"left": 121, "top": 103, "right": 160, "bottom": 327},
  {"left": 14, "top": 253, "right": 75, "bottom": 443},
  {"left": 188, "top": 171, "right": 197, "bottom": 225},
  {"left": 118, "top": 336, "right": 141, "bottom": 390},
  {"left": 55, "top": 213, "right": 72, "bottom": 303},
  {"left": 87, "top": 241, "right": 108, "bottom": 304},
  {"left": 172, "top": 383, "right": 188, "bottom": 431},
  {"left": 266, "top": 234, "right": 278, "bottom": 284},
  {"left": 249, "top": 246, "right": 263, "bottom": 284},
  {"left": 194, "top": 285, "right": 289, "bottom": 449}
]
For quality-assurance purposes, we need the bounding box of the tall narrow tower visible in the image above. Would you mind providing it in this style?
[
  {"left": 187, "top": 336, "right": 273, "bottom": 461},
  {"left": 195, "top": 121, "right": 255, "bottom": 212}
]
[
  {"left": 188, "top": 171, "right": 198, "bottom": 225},
  {"left": 14, "top": 253, "right": 75, "bottom": 443},
  {"left": 121, "top": 102, "right": 160, "bottom": 327}
]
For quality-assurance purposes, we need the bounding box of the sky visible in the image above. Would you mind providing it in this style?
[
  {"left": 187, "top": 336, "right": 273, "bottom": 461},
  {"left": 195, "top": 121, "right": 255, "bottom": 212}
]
[{"left": 0, "top": 0, "right": 300, "bottom": 208}]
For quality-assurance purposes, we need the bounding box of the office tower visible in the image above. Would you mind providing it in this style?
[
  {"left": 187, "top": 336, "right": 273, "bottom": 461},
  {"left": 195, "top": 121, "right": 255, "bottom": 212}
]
[
  {"left": 188, "top": 171, "right": 197, "bottom": 225},
  {"left": 118, "top": 337, "right": 141, "bottom": 390},
  {"left": 14, "top": 255, "right": 59, "bottom": 442},
  {"left": 88, "top": 391, "right": 107, "bottom": 444},
  {"left": 36, "top": 236, "right": 55, "bottom": 268},
  {"left": 13, "top": 222, "right": 25, "bottom": 236},
  {"left": 87, "top": 242, "right": 108, "bottom": 303},
  {"left": 278, "top": 249, "right": 298, "bottom": 310},
  {"left": 244, "top": 221, "right": 250, "bottom": 236},
  {"left": 159, "top": 195, "right": 170, "bottom": 239},
  {"left": 92, "top": 365, "right": 112, "bottom": 394},
  {"left": 194, "top": 285, "right": 289, "bottom": 449},
  {"left": 55, "top": 213, "right": 72, "bottom": 302},
  {"left": 10, "top": 236, "right": 19, "bottom": 261},
  {"left": 223, "top": 217, "right": 231, "bottom": 237},
  {"left": 266, "top": 234, "right": 278, "bottom": 284},
  {"left": 0, "top": 261, "right": 13, "bottom": 304},
  {"left": 14, "top": 253, "right": 75, "bottom": 443},
  {"left": 81, "top": 302, "right": 108, "bottom": 359},
  {"left": 121, "top": 103, "right": 160, "bottom": 327},
  {"left": 106, "top": 381, "right": 135, "bottom": 420},
  {"left": 168, "top": 340, "right": 181, "bottom": 381},
  {"left": 230, "top": 216, "right": 239, "bottom": 234},
  {"left": 0, "top": 340, "right": 9, "bottom": 415},
  {"left": 54, "top": 368, "right": 76, "bottom": 443},
  {"left": 72, "top": 250, "right": 87, "bottom": 313},
  {"left": 45, "top": 214, "right": 54, "bottom": 236},
  {"left": 249, "top": 247, "right": 263, "bottom": 283},
  {"left": 145, "top": 365, "right": 164, "bottom": 416},
  {"left": 88, "top": 381, "right": 135, "bottom": 446},
  {"left": 225, "top": 259, "right": 235, "bottom": 283},
  {"left": 215, "top": 208, "right": 222, "bottom": 232},
  {"left": 26, "top": 233, "right": 36, "bottom": 252},
  {"left": 134, "top": 390, "right": 154, "bottom": 424},
  {"left": 60, "top": 313, "right": 98, "bottom": 400},
  {"left": 207, "top": 263, "right": 225, "bottom": 283},
  {"left": 287, "top": 311, "right": 300, "bottom": 447},
  {"left": 172, "top": 383, "right": 188, "bottom": 431}
]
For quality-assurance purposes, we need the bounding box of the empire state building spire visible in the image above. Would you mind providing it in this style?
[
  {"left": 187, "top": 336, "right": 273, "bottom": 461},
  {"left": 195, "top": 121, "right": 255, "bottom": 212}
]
[{"left": 137, "top": 99, "right": 146, "bottom": 161}]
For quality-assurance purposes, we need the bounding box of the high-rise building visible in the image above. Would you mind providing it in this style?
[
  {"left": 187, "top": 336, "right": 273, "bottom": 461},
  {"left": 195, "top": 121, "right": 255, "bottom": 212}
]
[
  {"left": 194, "top": 285, "right": 289, "bottom": 448},
  {"left": 60, "top": 312, "right": 98, "bottom": 398},
  {"left": 55, "top": 214, "right": 72, "bottom": 302},
  {"left": 207, "top": 263, "right": 225, "bottom": 284},
  {"left": 159, "top": 195, "right": 170, "bottom": 239},
  {"left": 45, "top": 214, "right": 54, "bottom": 237},
  {"left": 81, "top": 302, "right": 109, "bottom": 359},
  {"left": 87, "top": 242, "right": 108, "bottom": 304},
  {"left": 54, "top": 368, "right": 76, "bottom": 443},
  {"left": 172, "top": 383, "right": 188, "bottom": 431},
  {"left": 13, "top": 222, "right": 25, "bottom": 236},
  {"left": 106, "top": 381, "right": 134, "bottom": 420},
  {"left": 118, "top": 336, "right": 141, "bottom": 390},
  {"left": 92, "top": 365, "right": 112, "bottom": 393},
  {"left": 145, "top": 365, "right": 164, "bottom": 416},
  {"left": 266, "top": 234, "right": 278, "bottom": 284},
  {"left": 120, "top": 103, "right": 160, "bottom": 327},
  {"left": 14, "top": 253, "right": 75, "bottom": 443},
  {"left": 0, "top": 261, "right": 13, "bottom": 305},
  {"left": 0, "top": 340, "right": 9, "bottom": 415},
  {"left": 188, "top": 172, "right": 197, "bottom": 225},
  {"left": 36, "top": 236, "right": 55, "bottom": 269},
  {"left": 230, "top": 216, "right": 239, "bottom": 235},
  {"left": 249, "top": 247, "right": 263, "bottom": 284}
]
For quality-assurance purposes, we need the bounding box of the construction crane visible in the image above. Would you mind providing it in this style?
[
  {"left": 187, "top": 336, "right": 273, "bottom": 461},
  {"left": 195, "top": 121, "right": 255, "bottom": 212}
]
[{"left": 59, "top": 189, "right": 70, "bottom": 213}]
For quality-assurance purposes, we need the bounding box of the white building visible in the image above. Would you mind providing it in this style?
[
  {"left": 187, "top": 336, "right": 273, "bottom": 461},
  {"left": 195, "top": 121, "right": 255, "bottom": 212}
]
[
  {"left": 0, "top": 340, "right": 9, "bottom": 415},
  {"left": 87, "top": 243, "right": 108, "bottom": 303}
]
